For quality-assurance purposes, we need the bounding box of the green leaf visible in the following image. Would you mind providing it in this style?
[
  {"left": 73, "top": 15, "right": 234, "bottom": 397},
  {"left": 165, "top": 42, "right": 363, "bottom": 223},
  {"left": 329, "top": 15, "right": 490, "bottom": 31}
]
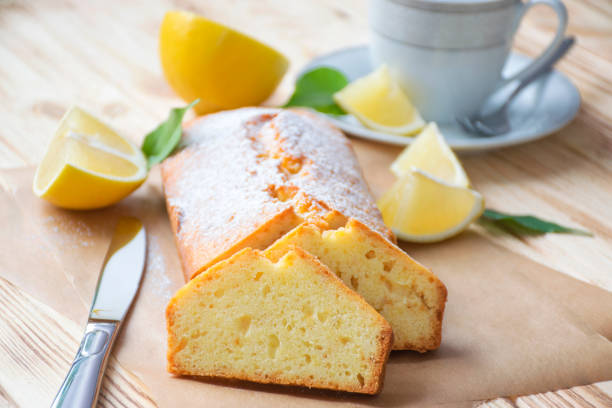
[
  {"left": 283, "top": 67, "right": 348, "bottom": 115},
  {"left": 141, "top": 99, "right": 199, "bottom": 169},
  {"left": 479, "top": 209, "right": 592, "bottom": 236}
]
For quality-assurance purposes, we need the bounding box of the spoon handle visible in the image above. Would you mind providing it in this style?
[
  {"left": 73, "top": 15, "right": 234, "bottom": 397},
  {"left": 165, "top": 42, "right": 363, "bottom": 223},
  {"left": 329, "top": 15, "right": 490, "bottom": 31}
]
[
  {"left": 488, "top": 36, "right": 575, "bottom": 114},
  {"left": 514, "top": 36, "right": 575, "bottom": 93}
]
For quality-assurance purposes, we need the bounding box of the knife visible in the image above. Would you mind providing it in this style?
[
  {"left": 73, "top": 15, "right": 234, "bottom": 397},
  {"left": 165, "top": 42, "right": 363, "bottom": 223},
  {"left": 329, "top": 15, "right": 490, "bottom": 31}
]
[{"left": 50, "top": 216, "right": 146, "bottom": 408}]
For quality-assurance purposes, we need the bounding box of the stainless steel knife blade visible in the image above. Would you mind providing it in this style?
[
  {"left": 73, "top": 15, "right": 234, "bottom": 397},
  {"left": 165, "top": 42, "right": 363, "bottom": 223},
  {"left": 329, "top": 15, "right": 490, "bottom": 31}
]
[
  {"left": 51, "top": 216, "right": 146, "bottom": 408},
  {"left": 90, "top": 216, "right": 147, "bottom": 321}
]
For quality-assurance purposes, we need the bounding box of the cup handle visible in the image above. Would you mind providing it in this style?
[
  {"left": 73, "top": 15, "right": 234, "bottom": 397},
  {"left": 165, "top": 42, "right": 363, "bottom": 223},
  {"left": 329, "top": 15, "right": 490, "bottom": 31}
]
[{"left": 501, "top": 0, "right": 568, "bottom": 85}]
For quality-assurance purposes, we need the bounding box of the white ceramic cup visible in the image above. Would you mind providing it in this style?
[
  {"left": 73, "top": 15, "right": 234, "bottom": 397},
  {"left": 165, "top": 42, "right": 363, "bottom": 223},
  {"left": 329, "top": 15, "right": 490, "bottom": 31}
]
[{"left": 369, "top": 0, "right": 568, "bottom": 123}]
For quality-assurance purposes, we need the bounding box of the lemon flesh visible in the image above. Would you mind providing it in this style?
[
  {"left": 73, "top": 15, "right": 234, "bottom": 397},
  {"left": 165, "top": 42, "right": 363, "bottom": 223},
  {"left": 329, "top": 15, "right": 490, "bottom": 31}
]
[
  {"left": 390, "top": 123, "right": 470, "bottom": 187},
  {"left": 378, "top": 169, "right": 484, "bottom": 242},
  {"left": 333, "top": 65, "right": 425, "bottom": 136},
  {"left": 159, "top": 11, "right": 289, "bottom": 115},
  {"left": 33, "top": 107, "right": 147, "bottom": 210}
]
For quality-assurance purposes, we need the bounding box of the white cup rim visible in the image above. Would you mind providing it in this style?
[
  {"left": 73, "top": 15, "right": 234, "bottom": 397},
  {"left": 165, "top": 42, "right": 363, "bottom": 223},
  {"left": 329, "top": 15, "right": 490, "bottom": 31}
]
[
  {"left": 388, "top": 0, "right": 519, "bottom": 12},
  {"left": 370, "top": 0, "right": 520, "bottom": 49}
]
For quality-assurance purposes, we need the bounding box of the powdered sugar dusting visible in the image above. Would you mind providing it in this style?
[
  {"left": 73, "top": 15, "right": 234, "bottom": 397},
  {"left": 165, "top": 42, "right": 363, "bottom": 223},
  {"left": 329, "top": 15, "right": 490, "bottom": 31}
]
[
  {"left": 262, "top": 111, "right": 388, "bottom": 237},
  {"left": 41, "top": 215, "right": 95, "bottom": 248},
  {"left": 164, "top": 109, "right": 292, "bottom": 275},
  {"left": 161, "top": 108, "right": 391, "bottom": 278},
  {"left": 146, "top": 235, "right": 172, "bottom": 301}
]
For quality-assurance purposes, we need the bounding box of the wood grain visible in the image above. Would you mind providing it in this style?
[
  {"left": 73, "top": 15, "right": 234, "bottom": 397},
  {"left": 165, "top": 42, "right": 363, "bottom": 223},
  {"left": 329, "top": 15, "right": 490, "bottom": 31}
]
[
  {"left": 0, "top": 276, "right": 156, "bottom": 407},
  {"left": 0, "top": 0, "right": 610, "bottom": 407},
  {"left": 477, "top": 384, "right": 612, "bottom": 408}
]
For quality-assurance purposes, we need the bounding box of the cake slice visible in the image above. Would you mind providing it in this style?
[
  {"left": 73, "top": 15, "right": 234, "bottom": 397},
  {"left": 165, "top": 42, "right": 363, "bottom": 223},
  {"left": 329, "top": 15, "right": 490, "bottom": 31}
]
[
  {"left": 264, "top": 217, "right": 447, "bottom": 352},
  {"left": 166, "top": 247, "right": 393, "bottom": 394}
]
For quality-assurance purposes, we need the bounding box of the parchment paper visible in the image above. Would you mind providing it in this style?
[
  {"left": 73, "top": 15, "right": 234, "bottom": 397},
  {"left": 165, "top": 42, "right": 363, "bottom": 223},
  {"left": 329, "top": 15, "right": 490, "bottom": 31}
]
[{"left": 1, "top": 166, "right": 611, "bottom": 407}]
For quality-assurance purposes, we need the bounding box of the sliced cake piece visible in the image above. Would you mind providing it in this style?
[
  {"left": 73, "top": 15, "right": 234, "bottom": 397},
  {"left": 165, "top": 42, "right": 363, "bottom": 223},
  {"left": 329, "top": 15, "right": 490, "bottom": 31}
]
[
  {"left": 166, "top": 247, "right": 393, "bottom": 394},
  {"left": 264, "top": 218, "right": 447, "bottom": 352}
]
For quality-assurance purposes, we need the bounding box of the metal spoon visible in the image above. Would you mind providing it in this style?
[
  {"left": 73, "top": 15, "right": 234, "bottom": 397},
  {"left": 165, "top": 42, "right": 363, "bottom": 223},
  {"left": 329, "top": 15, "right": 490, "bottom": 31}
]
[{"left": 457, "top": 36, "right": 575, "bottom": 137}]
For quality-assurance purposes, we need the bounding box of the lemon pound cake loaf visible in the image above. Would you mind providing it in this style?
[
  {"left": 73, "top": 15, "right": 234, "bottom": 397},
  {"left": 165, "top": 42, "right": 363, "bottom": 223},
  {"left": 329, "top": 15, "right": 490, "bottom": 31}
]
[
  {"left": 161, "top": 108, "right": 393, "bottom": 281},
  {"left": 264, "top": 217, "right": 447, "bottom": 352},
  {"left": 166, "top": 247, "right": 393, "bottom": 394}
]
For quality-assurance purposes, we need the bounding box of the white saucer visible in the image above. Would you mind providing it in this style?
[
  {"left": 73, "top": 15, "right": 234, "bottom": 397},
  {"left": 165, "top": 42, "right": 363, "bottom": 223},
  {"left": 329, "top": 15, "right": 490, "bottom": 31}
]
[{"left": 301, "top": 45, "right": 580, "bottom": 152}]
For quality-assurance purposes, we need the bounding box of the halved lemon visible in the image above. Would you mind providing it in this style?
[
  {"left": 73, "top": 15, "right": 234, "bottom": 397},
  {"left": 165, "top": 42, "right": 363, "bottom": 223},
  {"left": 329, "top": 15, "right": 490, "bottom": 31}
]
[
  {"left": 160, "top": 11, "right": 289, "bottom": 115},
  {"left": 378, "top": 168, "right": 484, "bottom": 242},
  {"left": 333, "top": 65, "right": 425, "bottom": 136},
  {"left": 390, "top": 123, "right": 470, "bottom": 187},
  {"left": 33, "top": 107, "right": 147, "bottom": 210}
]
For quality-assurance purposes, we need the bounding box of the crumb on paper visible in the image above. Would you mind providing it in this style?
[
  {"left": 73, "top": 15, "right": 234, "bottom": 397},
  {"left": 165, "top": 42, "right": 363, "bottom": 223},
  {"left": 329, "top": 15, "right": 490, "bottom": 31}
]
[
  {"left": 42, "top": 215, "right": 95, "bottom": 249},
  {"left": 147, "top": 235, "right": 172, "bottom": 301}
]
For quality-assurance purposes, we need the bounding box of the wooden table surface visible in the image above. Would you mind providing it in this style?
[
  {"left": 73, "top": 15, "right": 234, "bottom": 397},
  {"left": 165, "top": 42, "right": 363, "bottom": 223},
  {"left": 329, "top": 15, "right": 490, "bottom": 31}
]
[{"left": 0, "top": 0, "right": 611, "bottom": 407}]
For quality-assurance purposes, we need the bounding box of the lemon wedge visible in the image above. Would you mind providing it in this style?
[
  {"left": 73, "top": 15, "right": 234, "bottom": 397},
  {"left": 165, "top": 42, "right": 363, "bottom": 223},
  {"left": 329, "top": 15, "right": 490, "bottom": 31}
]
[
  {"left": 378, "top": 169, "right": 484, "bottom": 242},
  {"left": 333, "top": 65, "right": 425, "bottom": 136},
  {"left": 390, "top": 123, "right": 470, "bottom": 187},
  {"left": 33, "top": 107, "right": 147, "bottom": 210},
  {"left": 159, "top": 11, "right": 289, "bottom": 115}
]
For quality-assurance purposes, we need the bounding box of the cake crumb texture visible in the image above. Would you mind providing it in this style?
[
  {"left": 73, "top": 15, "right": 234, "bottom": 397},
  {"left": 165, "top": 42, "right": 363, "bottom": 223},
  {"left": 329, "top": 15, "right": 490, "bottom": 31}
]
[
  {"left": 166, "top": 247, "right": 393, "bottom": 394},
  {"left": 264, "top": 217, "right": 447, "bottom": 351}
]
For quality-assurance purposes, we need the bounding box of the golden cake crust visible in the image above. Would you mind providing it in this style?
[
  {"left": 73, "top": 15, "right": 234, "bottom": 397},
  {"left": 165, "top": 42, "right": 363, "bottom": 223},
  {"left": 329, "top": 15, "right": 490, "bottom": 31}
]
[{"left": 161, "top": 108, "right": 393, "bottom": 281}]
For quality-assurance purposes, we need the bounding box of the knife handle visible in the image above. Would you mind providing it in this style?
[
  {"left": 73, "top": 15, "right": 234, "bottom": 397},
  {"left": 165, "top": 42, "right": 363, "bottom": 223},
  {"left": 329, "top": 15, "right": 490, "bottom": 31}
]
[{"left": 50, "top": 321, "right": 119, "bottom": 408}]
